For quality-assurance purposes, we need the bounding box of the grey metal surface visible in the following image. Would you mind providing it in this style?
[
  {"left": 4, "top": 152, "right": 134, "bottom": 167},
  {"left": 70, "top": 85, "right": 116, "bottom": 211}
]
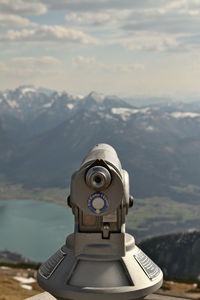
[
  {"left": 37, "top": 235, "right": 163, "bottom": 299},
  {"left": 81, "top": 144, "right": 122, "bottom": 174},
  {"left": 68, "top": 260, "right": 131, "bottom": 287}
]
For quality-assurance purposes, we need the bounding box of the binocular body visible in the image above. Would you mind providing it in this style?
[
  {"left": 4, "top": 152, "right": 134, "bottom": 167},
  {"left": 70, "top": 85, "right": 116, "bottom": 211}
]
[{"left": 37, "top": 144, "right": 163, "bottom": 300}]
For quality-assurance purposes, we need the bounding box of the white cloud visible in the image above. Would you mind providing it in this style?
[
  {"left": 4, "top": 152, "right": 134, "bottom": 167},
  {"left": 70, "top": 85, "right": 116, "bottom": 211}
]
[
  {"left": 45, "top": 0, "right": 200, "bottom": 17},
  {"left": 0, "top": 25, "right": 98, "bottom": 44},
  {"left": 117, "top": 63, "right": 144, "bottom": 72},
  {"left": 0, "top": 14, "right": 36, "bottom": 27},
  {"left": 0, "top": 62, "right": 7, "bottom": 70},
  {"left": 43, "top": 0, "right": 151, "bottom": 12},
  {"left": 1, "top": 0, "right": 200, "bottom": 96},
  {"left": 166, "top": 0, "right": 200, "bottom": 11},
  {"left": 1, "top": 1, "right": 199, "bottom": 54},
  {"left": 0, "top": 0, "right": 47, "bottom": 16},
  {"left": 66, "top": 11, "right": 111, "bottom": 25},
  {"left": 65, "top": 2, "right": 200, "bottom": 34},
  {"left": 66, "top": 10, "right": 132, "bottom": 26},
  {"left": 12, "top": 56, "right": 61, "bottom": 66},
  {"left": 112, "top": 33, "right": 180, "bottom": 53},
  {"left": 166, "top": 0, "right": 200, "bottom": 17},
  {"left": 0, "top": 56, "right": 61, "bottom": 77},
  {"left": 63, "top": 1, "right": 200, "bottom": 53},
  {"left": 127, "top": 1, "right": 200, "bottom": 17},
  {"left": 72, "top": 56, "right": 144, "bottom": 72}
]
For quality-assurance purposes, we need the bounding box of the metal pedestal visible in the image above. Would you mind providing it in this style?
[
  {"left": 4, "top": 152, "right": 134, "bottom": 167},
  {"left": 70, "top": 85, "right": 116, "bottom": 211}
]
[{"left": 37, "top": 233, "right": 163, "bottom": 300}]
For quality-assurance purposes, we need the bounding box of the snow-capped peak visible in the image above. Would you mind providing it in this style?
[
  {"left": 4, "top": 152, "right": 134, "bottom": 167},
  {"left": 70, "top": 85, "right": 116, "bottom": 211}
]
[
  {"left": 7, "top": 100, "right": 19, "bottom": 108},
  {"left": 111, "top": 107, "right": 151, "bottom": 121},
  {"left": 88, "top": 91, "right": 105, "bottom": 102},
  {"left": 18, "top": 85, "right": 36, "bottom": 94},
  {"left": 171, "top": 112, "right": 200, "bottom": 119}
]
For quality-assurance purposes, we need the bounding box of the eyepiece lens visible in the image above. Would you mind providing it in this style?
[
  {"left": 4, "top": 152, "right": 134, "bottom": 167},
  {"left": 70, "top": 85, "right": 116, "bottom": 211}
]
[
  {"left": 86, "top": 166, "right": 111, "bottom": 189},
  {"left": 94, "top": 175, "right": 102, "bottom": 184}
]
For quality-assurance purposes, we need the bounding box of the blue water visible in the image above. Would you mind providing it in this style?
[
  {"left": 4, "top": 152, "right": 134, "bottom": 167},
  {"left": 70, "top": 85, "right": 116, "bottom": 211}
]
[{"left": 0, "top": 200, "right": 74, "bottom": 262}]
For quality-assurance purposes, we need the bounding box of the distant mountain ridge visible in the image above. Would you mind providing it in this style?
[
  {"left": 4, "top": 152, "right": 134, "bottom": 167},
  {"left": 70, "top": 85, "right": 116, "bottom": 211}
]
[
  {"left": 0, "top": 250, "right": 37, "bottom": 265},
  {"left": 0, "top": 85, "right": 78, "bottom": 139}
]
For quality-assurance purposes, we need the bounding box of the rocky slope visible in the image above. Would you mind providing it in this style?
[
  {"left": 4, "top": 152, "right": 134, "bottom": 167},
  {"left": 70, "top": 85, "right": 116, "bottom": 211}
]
[{"left": 139, "top": 231, "right": 200, "bottom": 280}]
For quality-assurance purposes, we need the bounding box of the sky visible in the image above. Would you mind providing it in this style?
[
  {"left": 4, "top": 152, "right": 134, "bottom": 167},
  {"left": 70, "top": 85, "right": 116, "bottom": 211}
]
[{"left": 1, "top": 0, "right": 200, "bottom": 99}]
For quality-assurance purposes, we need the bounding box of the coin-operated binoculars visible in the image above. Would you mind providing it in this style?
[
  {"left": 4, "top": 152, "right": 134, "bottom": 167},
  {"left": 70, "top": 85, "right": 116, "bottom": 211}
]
[{"left": 37, "top": 144, "right": 163, "bottom": 300}]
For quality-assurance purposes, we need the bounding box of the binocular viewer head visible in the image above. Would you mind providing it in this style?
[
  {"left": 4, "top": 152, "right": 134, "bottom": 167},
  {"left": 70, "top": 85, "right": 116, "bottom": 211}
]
[
  {"left": 70, "top": 143, "right": 131, "bottom": 216},
  {"left": 68, "top": 144, "right": 132, "bottom": 239}
]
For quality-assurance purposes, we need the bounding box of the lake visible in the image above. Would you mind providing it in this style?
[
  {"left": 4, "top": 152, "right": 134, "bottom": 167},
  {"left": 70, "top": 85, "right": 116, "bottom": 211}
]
[{"left": 0, "top": 200, "right": 74, "bottom": 262}]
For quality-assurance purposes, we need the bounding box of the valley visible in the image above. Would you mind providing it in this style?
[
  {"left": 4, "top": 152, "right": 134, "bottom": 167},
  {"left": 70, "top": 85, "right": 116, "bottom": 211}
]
[{"left": 0, "top": 181, "right": 200, "bottom": 241}]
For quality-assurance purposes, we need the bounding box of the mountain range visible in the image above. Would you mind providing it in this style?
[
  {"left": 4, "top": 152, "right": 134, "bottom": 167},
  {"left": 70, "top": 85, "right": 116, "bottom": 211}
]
[
  {"left": 0, "top": 86, "right": 200, "bottom": 239},
  {"left": 0, "top": 86, "right": 200, "bottom": 200}
]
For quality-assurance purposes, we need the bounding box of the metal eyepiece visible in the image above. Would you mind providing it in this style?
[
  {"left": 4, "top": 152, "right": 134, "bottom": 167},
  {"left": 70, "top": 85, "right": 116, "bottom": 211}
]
[{"left": 86, "top": 166, "right": 111, "bottom": 190}]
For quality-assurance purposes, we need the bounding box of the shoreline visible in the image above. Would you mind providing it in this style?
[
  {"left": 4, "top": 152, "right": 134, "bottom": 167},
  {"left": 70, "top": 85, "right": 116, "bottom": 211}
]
[
  {"left": 0, "top": 197, "right": 67, "bottom": 207},
  {"left": 0, "top": 184, "right": 69, "bottom": 207}
]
